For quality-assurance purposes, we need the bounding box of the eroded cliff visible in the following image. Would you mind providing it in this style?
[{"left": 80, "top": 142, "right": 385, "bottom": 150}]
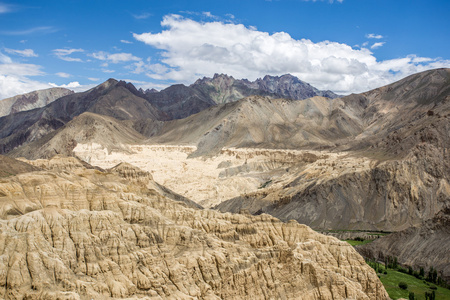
[{"left": 0, "top": 156, "right": 388, "bottom": 299}]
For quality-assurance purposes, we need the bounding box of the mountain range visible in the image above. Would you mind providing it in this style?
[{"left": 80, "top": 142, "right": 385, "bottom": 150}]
[
  {"left": 142, "top": 73, "right": 338, "bottom": 119},
  {"left": 0, "top": 73, "right": 338, "bottom": 154},
  {"left": 0, "top": 68, "right": 449, "bottom": 294}
]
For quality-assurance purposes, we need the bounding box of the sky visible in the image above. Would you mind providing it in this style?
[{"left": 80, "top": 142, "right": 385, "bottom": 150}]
[{"left": 0, "top": 0, "right": 449, "bottom": 99}]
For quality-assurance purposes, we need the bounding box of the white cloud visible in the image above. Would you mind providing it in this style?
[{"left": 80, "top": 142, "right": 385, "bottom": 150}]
[
  {"left": 122, "top": 79, "right": 169, "bottom": 91},
  {"left": 0, "top": 75, "right": 51, "bottom": 99},
  {"left": 0, "top": 62, "right": 44, "bottom": 77},
  {"left": 0, "top": 52, "right": 49, "bottom": 99},
  {"left": 371, "top": 42, "right": 385, "bottom": 49},
  {"left": 366, "top": 33, "right": 383, "bottom": 39},
  {"left": 91, "top": 51, "right": 141, "bottom": 63},
  {"left": 0, "top": 52, "right": 12, "bottom": 64},
  {"left": 134, "top": 15, "right": 450, "bottom": 94},
  {"left": 53, "top": 48, "right": 84, "bottom": 62},
  {"left": 202, "top": 12, "right": 218, "bottom": 19},
  {"left": 0, "top": 52, "right": 94, "bottom": 99},
  {"left": 4, "top": 48, "right": 38, "bottom": 57},
  {"left": 56, "top": 72, "right": 71, "bottom": 78},
  {"left": 88, "top": 77, "right": 100, "bottom": 81},
  {"left": 120, "top": 39, "right": 133, "bottom": 44},
  {"left": 49, "top": 81, "right": 80, "bottom": 88}
]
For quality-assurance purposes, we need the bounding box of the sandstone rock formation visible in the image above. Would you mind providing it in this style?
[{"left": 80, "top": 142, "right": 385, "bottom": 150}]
[
  {"left": 0, "top": 87, "right": 73, "bottom": 117},
  {"left": 0, "top": 156, "right": 388, "bottom": 299}
]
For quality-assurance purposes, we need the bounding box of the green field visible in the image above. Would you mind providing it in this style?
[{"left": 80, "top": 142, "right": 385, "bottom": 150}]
[
  {"left": 344, "top": 239, "right": 373, "bottom": 246},
  {"left": 377, "top": 269, "right": 450, "bottom": 299}
]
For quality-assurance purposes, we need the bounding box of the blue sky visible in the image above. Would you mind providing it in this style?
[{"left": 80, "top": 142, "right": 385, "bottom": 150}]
[{"left": 0, "top": 0, "right": 449, "bottom": 99}]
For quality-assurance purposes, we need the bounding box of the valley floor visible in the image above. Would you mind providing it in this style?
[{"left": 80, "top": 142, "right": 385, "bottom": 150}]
[{"left": 73, "top": 143, "right": 373, "bottom": 208}]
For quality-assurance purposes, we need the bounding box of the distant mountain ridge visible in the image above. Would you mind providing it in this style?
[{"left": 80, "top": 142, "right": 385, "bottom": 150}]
[
  {"left": 0, "top": 79, "right": 167, "bottom": 154},
  {"left": 0, "top": 87, "right": 73, "bottom": 117},
  {"left": 141, "top": 73, "right": 339, "bottom": 119},
  {"left": 0, "top": 73, "right": 340, "bottom": 153},
  {"left": 192, "top": 73, "right": 338, "bottom": 103}
]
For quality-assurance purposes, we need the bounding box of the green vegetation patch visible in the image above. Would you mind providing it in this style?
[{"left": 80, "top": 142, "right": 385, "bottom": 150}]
[
  {"left": 344, "top": 239, "right": 373, "bottom": 246},
  {"left": 378, "top": 269, "right": 450, "bottom": 299}
]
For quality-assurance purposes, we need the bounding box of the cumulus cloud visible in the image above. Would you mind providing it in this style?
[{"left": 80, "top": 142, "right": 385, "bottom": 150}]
[
  {"left": 53, "top": 48, "right": 84, "bottom": 62},
  {"left": 134, "top": 15, "right": 450, "bottom": 94},
  {"left": 49, "top": 81, "right": 80, "bottom": 88},
  {"left": 0, "top": 51, "right": 93, "bottom": 99},
  {"left": 4, "top": 48, "right": 38, "bottom": 57},
  {"left": 366, "top": 33, "right": 383, "bottom": 39},
  {"left": 0, "top": 52, "right": 49, "bottom": 99},
  {"left": 91, "top": 51, "right": 141, "bottom": 63},
  {"left": 371, "top": 42, "right": 385, "bottom": 49},
  {"left": 0, "top": 75, "right": 51, "bottom": 99}
]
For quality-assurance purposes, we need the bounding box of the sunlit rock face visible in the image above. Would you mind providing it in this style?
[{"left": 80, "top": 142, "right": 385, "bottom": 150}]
[
  {"left": 0, "top": 156, "right": 388, "bottom": 299},
  {"left": 0, "top": 87, "right": 73, "bottom": 117}
]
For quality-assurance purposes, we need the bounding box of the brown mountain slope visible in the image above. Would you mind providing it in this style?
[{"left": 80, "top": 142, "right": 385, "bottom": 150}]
[
  {"left": 207, "top": 69, "right": 450, "bottom": 231},
  {"left": 147, "top": 95, "right": 363, "bottom": 156},
  {"left": 9, "top": 112, "right": 146, "bottom": 159},
  {"left": 357, "top": 208, "right": 450, "bottom": 284},
  {"left": 0, "top": 155, "right": 40, "bottom": 177},
  {"left": 0, "top": 79, "right": 166, "bottom": 154},
  {"left": 0, "top": 87, "right": 73, "bottom": 117},
  {"left": 0, "top": 156, "right": 388, "bottom": 299},
  {"left": 215, "top": 143, "right": 449, "bottom": 231},
  {"left": 142, "top": 73, "right": 339, "bottom": 119},
  {"left": 344, "top": 68, "right": 450, "bottom": 158}
]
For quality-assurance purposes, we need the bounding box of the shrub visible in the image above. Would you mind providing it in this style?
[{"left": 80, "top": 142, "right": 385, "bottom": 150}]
[
  {"left": 399, "top": 282, "right": 408, "bottom": 290},
  {"left": 429, "top": 286, "right": 437, "bottom": 290},
  {"left": 383, "top": 271, "right": 387, "bottom": 274},
  {"left": 409, "top": 291, "right": 415, "bottom": 300}
]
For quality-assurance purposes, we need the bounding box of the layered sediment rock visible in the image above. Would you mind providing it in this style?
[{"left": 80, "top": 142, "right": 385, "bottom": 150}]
[{"left": 0, "top": 156, "right": 388, "bottom": 299}]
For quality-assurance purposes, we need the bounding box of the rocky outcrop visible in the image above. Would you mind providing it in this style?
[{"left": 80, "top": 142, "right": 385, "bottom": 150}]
[
  {"left": 191, "top": 73, "right": 339, "bottom": 105},
  {"left": 0, "top": 87, "right": 73, "bottom": 117},
  {"left": 357, "top": 208, "right": 450, "bottom": 284},
  {"left": 0, "top": 156, "right": 388, "bottom": 299},
  {"left": 216, "top": 143, "right": 450, "bottom": 231}
]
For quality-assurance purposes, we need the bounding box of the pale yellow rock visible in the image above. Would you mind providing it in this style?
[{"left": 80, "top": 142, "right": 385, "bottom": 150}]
[{"left": 0, "top": 156, "right": 389, "bottom": 299}]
